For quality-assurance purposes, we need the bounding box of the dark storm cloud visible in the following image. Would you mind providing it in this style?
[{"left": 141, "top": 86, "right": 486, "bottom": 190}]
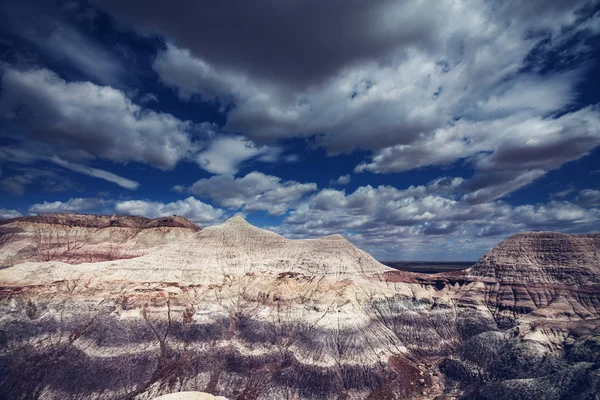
[
  {"left": 95, "top": 0, "right": 439, "bottom": 90},
  {"left": 95, "top": 0, "right": 600, "bottom": 89}
]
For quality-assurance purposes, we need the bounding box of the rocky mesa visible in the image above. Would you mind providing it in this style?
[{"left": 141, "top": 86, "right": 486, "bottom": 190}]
[{"left": 0, "top": 215, "right": 598, "bottom": 400}]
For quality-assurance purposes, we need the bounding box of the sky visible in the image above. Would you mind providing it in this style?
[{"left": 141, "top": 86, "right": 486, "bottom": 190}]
[{"left": 1, "top": 0, "right": 599, "bottom": 261}]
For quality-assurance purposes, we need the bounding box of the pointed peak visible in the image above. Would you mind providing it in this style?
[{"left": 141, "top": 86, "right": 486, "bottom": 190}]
[
  {"left": 202, "top": 215, "right": 284, "bottom": 240},
  {"left": 222, "top": 215, "right": 251, "bottom": 226},
  {"left": 322, "top": 233, "right": 348, "bottom": 241}
]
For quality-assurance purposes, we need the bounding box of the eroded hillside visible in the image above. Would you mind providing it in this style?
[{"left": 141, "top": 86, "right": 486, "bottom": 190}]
[
  {"left": 0, "top": 213, "right": 200, "bottom": 266},
  {"left": 0, "top": 216, "right": 598, "bottom": 399}
]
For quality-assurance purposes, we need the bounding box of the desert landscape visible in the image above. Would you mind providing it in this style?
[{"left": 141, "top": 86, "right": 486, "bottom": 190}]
[
  {"left": 1, "top": 1, "right": 600, "bottom": 398},
  {"left": 0, "top": 214, "right": 598, "bottom": 399}
]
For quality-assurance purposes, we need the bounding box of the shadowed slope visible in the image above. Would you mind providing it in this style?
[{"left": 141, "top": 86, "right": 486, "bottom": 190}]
[{"left": 0, "top": 217, "right": 599, "bottom": 400}]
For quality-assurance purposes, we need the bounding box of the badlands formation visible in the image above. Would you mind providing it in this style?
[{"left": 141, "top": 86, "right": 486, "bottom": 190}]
[
  {"left": 0, "top": 215, "right": 599, "bottom": 399},
  {"left": 0, "top": 214, "right": 199, "bottom": 266}
]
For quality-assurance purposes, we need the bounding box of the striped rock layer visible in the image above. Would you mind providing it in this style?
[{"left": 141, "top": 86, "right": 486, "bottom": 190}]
[{"left": 0, "top": 216, "right": 598, "bottom": 400}]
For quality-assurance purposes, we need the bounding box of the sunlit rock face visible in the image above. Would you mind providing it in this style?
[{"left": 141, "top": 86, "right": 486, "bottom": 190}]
[
  {"left": 0, "top": 216, "right": 598, "bottom": 399},
  {"left": 467, "top": 232, "right": 600, "bottom": 284}
]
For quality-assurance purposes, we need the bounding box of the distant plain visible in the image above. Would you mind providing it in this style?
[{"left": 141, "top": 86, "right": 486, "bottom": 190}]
[{"left": 380, "top": 261, "right": 474, "bottom": 273}]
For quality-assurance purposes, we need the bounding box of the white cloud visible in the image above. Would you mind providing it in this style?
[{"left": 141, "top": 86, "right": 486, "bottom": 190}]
[
  {"left": 0, "top": 68, "right": 286, "bottom": 185},
  {"left": 275, "top": 183, "right": 600, "bottom": 260},
  {"left": 356, "top": 107, "right": 600, "bottom": 174},
  {"left": 510, "top": 201, "right": 595, "bottom": 228},
  {"left": 50, "top": 157, "right": 139, "bottom": 190},
  {"left": 576, "top": 189, "right": 600, "bottom": 207},
  {"left": 150, "top": 5, "right": 599, "bottom": 153},
  {"left": 188, "top": 171, "right": 317, "bottom": 216},
  {"left": 154, "top": 44, "right": 246, "bottom": 101},
  {"left": 0, "top": 209, "right": 22, "bottom": 219},
  {"left": 114, "top": 196, "right": 224, "bottom": 225},
  {"left": 25, "top": 196, "right": 226, "bottom": 226},
  {"left": 196, "top": 135, "right": 282, "bottom": 175},
  {"left": 282, "top": 154, "right": 301, "bottom": 163},
  {"left": 462, "top": 170, "right": 547, "bottom": 204},
  {"left": 146, "top": 1, "right": 600, "bottom": 202},
  {"left": 0, "top": 67, "right": 200, "bottom": 169},
  {"left": 550, "top": 185, "right": 577, "bottom": 199},
  {"left": 28, "top": 198, "right": 107, "bottom": 214},
  {"left": 330, "top": 174, "right": 351, "bottom": 186},
  {"left": 355, "top": 107, "right": 600, "bottom": 202},
  {"left": 0, "top": 144, "right": 139, "bottom": 192},
  {"left": 139, "top": 93, "right": 159, "bottom": 104}
]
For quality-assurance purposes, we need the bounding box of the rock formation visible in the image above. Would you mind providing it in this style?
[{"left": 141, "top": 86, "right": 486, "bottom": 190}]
[
  {"left": 467, "top": 231, "right": 600, "bottom": 284},
  {"left": 154, "top": 392, "right": 228, "bottom": 400},
  {"left": 0, "top": 213, "right": 200, "bottom": 266},
  {"left": 0, "top": 216, "right": 598, "bottom": 399}
]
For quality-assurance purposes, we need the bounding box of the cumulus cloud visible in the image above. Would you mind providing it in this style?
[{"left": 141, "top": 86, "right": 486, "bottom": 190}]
[
  {"left": 188, "top": 172, "right": 317, "bottom": 216},
  {"left": 425, "top": 177, "right": 465, "bottom": 197},
  {"left": 102, "top": 0, "right": 600, "bottom": 202},
  {"left": 475, "top": 107, "right": 600, "bottom": 171},
  {"left": 26, "top": 196, "right": 225, "bottom": 225},
  {"left": 196, "top": 135, "right": 282, "bottom": 175},
  {"left": 330, "top": 174, "right": 351, "bottom": 186},
  {"left": 153, "top": 44, "right": 244, "bottom": 102},
  {"left": 114, "top": 196, "right": 224, "bottom": 225},
  {"left": 275, "top": 183, "right": 600, "bottom": 259},
  {"left": 0, "top": 209, "right": 22, "bottom": 219},
  {"left": 356, "top": 108, "right": 600, "bottom": 174},
  {"left": 141, "top": 1, "right": 599, "bottom": 145},
  {"left": 0, "top": 67, "right": 200, "bottom": 169},
  {"left": 28, "top": 198, "right": 107, "bottom": 214},
  {"left": 509, "top": 201, "right": 597, "bottom": 229},
  {"left": 357, "top": 108, "right": 600, "bottom": 202},
  {"left": 0, "top": 71, "right": 281, "bottom": 190}
]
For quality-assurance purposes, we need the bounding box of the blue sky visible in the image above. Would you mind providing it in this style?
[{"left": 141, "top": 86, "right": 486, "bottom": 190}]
[{"left": 1, "top": 0, "right": 600, "bottom": 260}]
